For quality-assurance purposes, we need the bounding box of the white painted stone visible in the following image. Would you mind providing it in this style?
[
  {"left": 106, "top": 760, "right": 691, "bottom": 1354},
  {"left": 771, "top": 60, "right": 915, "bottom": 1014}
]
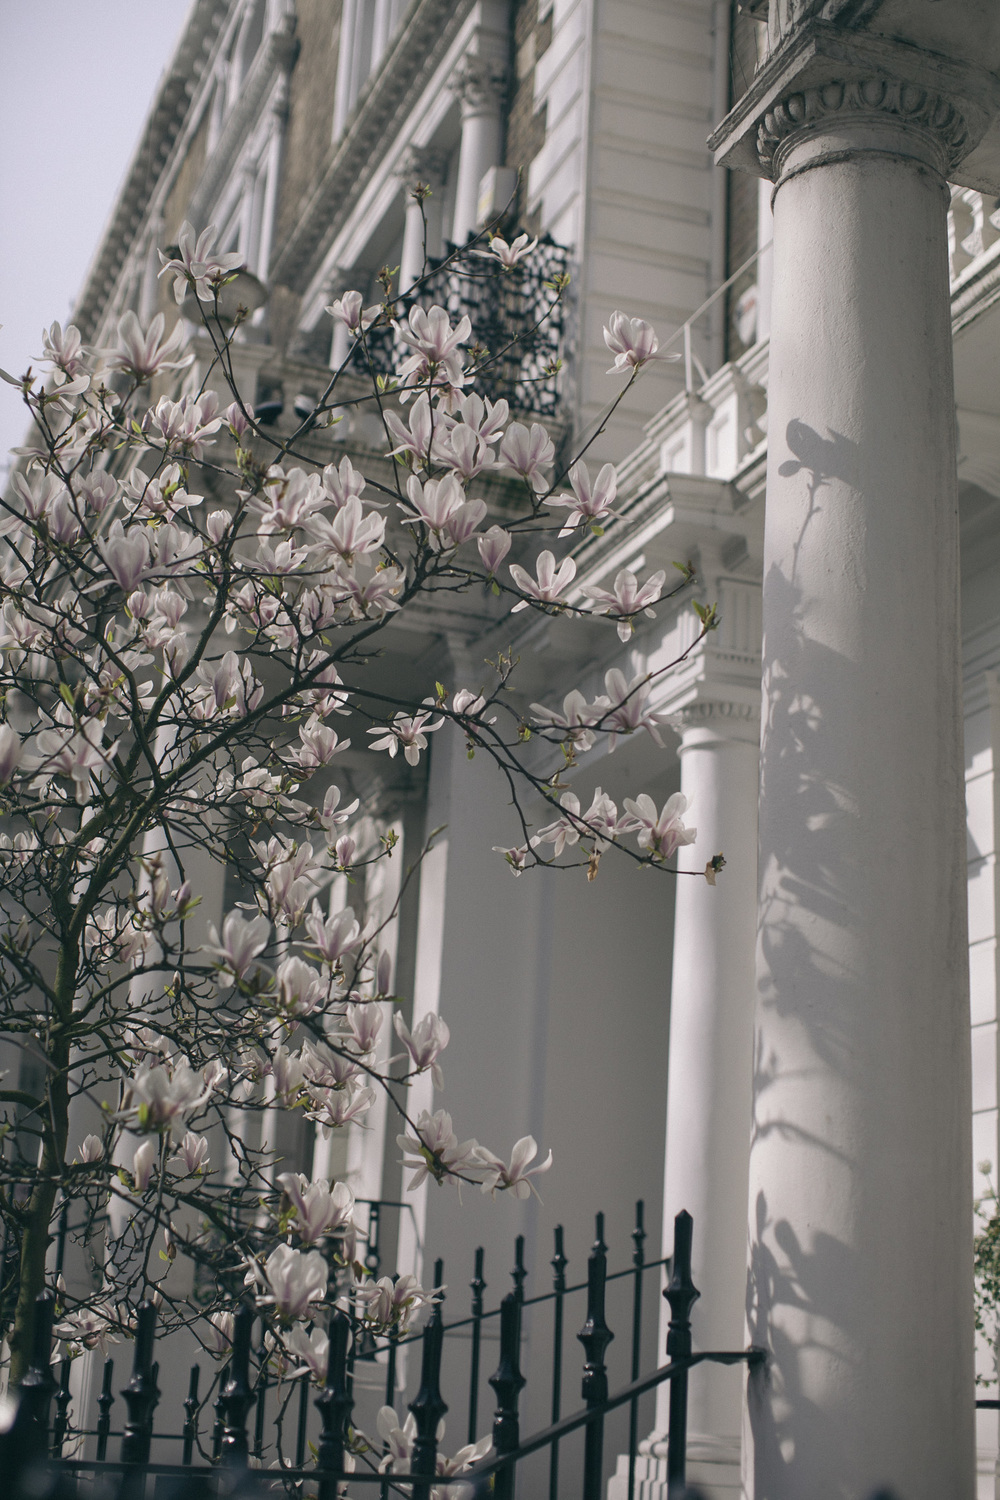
[{"left": 745, "top": 104, "right": 974, "bottom": 1500}]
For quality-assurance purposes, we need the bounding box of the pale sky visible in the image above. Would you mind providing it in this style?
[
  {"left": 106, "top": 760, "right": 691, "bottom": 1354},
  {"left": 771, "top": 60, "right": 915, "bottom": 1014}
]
[{"left": 0, "top": 1, "right": 195, "bottom": 469}]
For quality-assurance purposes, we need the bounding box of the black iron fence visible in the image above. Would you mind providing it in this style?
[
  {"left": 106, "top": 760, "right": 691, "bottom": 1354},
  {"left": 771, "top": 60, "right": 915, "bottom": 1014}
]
[
  {"left": 0, "top": 1207, "right": 763, "bottom": 1499},
  {"left": 347, "top": 237, "right": 570, "bottom": 421}
]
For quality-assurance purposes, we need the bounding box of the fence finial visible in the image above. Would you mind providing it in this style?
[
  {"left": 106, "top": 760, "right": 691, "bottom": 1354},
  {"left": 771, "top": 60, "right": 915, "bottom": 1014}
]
[
  {"left": 579, "top": 1213, "right": 614, "bottom": 1500},
  {"left": 511, "top": 1234, "right": 527, "bottom": 1301},
  {"left": 182, "top": 1364, "right": 200, "bottom": 1465},
  {"left": 409, "top": 1265, "right": 448, "bottom": 1500},
  {"left": 9, "top": 1289, "right": 56, "bottom": 1468},
  {"left": 316, "top": 1308, "right": 353, "bottom": 1500},
  {"left": 490, "top": 1292, "right": 526, "bottom": 1500},
  {"left": 120, "top": 1300, "right": 160, "bottom": 1468},
  {"left": 96, "top": 1356, "right": 115, "bottom": 1461},
  {"left": 665, "top": 1209, "right": 701, "bottom": 1496},
  {"left": 468, "top": 1246, "right": 487, "bottom": 1444},
  {"left": 220, "top": 1301, "right": 256, "bottom": 1466}
]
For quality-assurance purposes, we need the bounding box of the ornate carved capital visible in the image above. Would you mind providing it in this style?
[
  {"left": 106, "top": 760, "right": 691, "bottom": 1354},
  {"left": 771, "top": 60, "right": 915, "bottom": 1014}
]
[
  {"left": 449, "top": 54, "right": 508, "bottom": 115},
  {"left": 395, "top": 144, "right": 450, "bottom": 189},
  {"left": 757, "top": 74, "right": 970, "bottom": 178}
]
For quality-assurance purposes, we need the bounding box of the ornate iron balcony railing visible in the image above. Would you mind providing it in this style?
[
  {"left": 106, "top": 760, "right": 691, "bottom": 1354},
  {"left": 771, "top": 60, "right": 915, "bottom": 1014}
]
[{"left": 348, "top": 236, "right": 571, "bottom": 420}]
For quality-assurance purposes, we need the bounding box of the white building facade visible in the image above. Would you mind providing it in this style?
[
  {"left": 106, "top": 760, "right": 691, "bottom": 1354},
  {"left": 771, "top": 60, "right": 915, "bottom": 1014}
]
[{"left": 52, "top": 0, "right": 1000, "bottom": 1495}]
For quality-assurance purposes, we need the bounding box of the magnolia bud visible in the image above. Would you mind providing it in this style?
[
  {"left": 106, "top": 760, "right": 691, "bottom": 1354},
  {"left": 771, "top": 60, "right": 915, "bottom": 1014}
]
[{"left": 206, "top": 510, "right": 229, "bottom": 543}]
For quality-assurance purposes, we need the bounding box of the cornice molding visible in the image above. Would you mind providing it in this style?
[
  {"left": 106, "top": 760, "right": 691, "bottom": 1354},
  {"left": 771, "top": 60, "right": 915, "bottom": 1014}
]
[
  {"left": 757, "top": 74, "right": 970, "bottom": 178},
  {"left": 188, "top": 22, "right": 300, "bottom": 228},
  {"left": 269, "top": 0, "right": 475, "bottom": 293},
  {"left": 73, "top": 0, "right": 230, "bottom": 342}
]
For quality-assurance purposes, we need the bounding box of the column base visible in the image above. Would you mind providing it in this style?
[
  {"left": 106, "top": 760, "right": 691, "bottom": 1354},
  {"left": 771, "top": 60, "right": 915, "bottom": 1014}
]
[{"left": 607, "top": 1432, "right": 740, "bottom": 1500}]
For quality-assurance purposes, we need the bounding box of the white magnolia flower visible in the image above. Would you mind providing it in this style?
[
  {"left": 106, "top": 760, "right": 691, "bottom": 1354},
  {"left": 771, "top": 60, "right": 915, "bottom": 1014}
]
[
  {"left": 396, "top": 304, "right": 471, "bottom": 364},
  {"left": 39, "top": 321, "right": 91, "bottom": 381},
  {"left": 132, "top": 1139, "right": 157, "bottom": 1193},
  {"left": 545, "top": 461, "right": 619, "bottom": 536},
  {"left": 203, "top": 911, "right": 271, "bottom": 984},
  {"left": 327, "top": 290, "right": 380, "bottom": 335},
  {"left": 105, "top": 310, "right": 192, "bottom": 382},
  {"left": 603, "top": 310, "right": 676, "bottom": 373},
  {"left": 276, "top": 956, "right": 327, "bottom": 1017},
  {"left": 367, "top": 711, "right": 443, "bottom": 767},
  {"left": 320, "top": 454, "right": 369, "bottom": 508},
  {"left": 55, "top": 1306, "right": 120, "bottom": 1357},
  {"left": 508, "top": 550, "right": 576, "bottom": 612},
  {"left": 269, "top": 1044, "right": 307, "bottom": 1106},
  {"left": 285, "top": 717, "right": 349, "bottom": 773},
  {"left": 168, "top": 1131, "right": 210, "bottom": 1176},
  {"left": 384, "top": 392, "right": 453, "bottom": 467},
  {"left": 529, "top": 688, "right": 609, "bottom": 753},
  {"left": 580, "top": 567, "right": 666, "bottom": 642},
  {"left": 77, "top": 1134, "right": 103, "bottom": 1163},
  {"left": 205, "top": 1310, "right": 235, "bottom": 1356},
  {"left": 483, "top": 232, "right": 538, "bottom": 269},
  {"left": 307, "top": 1078, "right": 376, "bottom": 1132},
  {"left": 530, "top": 792, "right": 583, "bottom": 858},
  {"left": 99, "top": 520, "right": 151, "bottom": 593},
  {"left": 499, "top": 421, "right": 554, "bottom": 491},
  {"left": 397, "top": 1109, "right": 486, "bottom": 1189},
  {"left": 285, "top": 1323, "right": 331, "bottom": 1382},
  {"left": 602, "top": 668, "right": 679, "bottom": 749},
  {"left": 493, "top": 843, "right": 530, "bottom": 876},
  {"left": 277, "top": 1171, "right": 356, "bottom": 1247},
  {"left": 125, "top": 1058, "right": 216, "bottom": 1136},
  {"left": 477, "top": 525, "right": 512, "bottom": 574},
  {"left": 255, "top": 1243, "right": 328, "bottom": 1321},
  {"left": 303, "top": 903, "right": 362, "bottom": 965},
  {"left": 0, "top": 723, "right": 22, "bottom": 784},
  {"left": 394, "top": 1011, "right": 450, "bottom": 1089},
  {"left": 358, "top": 1274, "right": 437, "bottom": 1333},
  {"left": 622, "top": 791, "right": 697, "bottom": 861},
  {"left": 306, "top": 496, "right": 385, "bottom": 563},
  {"left": 479, "top": 1136, "right": 553, "bottom": 1200},
  {"left": 345, "top": 1000, "right": 383, "bottom": 1053},
  {"left": 158, "top": 221, "right": 243, "bottom": 304}
]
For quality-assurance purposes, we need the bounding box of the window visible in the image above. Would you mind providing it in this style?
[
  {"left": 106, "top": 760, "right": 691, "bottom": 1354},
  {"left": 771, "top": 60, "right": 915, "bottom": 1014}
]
[{"left": 332, "top": 0, "right": 408, "bottom": 139}]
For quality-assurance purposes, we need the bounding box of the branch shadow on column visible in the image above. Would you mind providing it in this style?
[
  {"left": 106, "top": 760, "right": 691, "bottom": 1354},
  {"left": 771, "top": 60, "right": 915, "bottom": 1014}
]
[{"left": 746, "top": 418, "right": 915, "bottom": 1497}]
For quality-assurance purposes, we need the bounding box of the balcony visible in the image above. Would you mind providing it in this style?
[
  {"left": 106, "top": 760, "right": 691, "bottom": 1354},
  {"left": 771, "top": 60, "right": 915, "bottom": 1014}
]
[{"left": 345, "top": 236, "right": 571, "bottom": 421}]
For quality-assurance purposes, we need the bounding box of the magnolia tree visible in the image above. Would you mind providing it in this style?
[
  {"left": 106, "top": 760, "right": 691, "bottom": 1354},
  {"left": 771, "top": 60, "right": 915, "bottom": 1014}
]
[{"left": 0, "top": 215, "right": 716, "bottom": 1465}]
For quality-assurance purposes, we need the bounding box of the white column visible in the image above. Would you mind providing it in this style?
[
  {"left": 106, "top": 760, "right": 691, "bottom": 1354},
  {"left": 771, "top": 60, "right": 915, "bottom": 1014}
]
[
  {"left": 660, "top": 705, "right": 759, "bottom": 1496},
  {"left": 612, "top": 683, "right": 760, "bottom": 1500},
  {"left": 397, "top": 146, "right": 448, "bottom": 293},
  {"left": 254, "top": 81, "right": 289, "bottom": 283},
  {"left": 721, "top": 75, "right": 977, "bottom": 1497},
  {"left": 449, "top": 56, "right": 506, "bottom": 245}
]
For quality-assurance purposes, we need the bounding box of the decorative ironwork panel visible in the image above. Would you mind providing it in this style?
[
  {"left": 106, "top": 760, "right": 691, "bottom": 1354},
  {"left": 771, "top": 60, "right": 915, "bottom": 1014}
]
[{"left": 347, "top": 237, "right": 570, "bottom": 419}]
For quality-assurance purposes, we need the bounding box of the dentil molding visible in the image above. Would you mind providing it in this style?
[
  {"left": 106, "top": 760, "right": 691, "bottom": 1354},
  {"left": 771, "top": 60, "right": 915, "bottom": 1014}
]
[{"left": 673, "top": 700, "right": 760, "bottom": 730}]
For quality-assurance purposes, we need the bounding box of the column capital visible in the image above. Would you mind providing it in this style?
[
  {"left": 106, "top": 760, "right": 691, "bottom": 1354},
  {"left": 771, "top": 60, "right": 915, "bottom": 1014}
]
[
  {"left": 757, "top": 74, "right": 971, "bottom": 181},
  {"left": 710, "top": 17, "right": 1000, "bottom": 182},
  {"left": 449, "top": 53, "right": 508, "bottom": 116},
  {"left": 670, "top": 694, "right": 761, "bottom": 754},
  {"left": 396, "top": 144, "right": 450, "bottom": 190}
]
